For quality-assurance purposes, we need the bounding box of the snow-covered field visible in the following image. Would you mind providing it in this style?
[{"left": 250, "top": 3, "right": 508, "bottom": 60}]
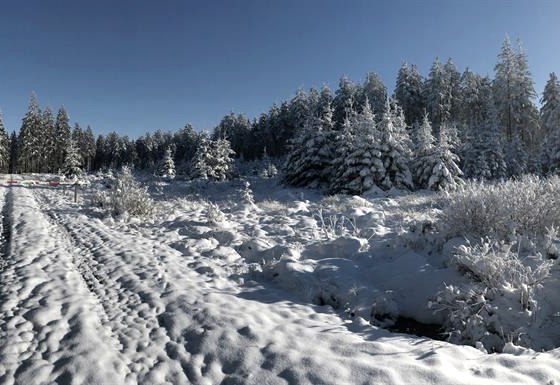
[{"left": 0, "top": 174, "right": 559, "bottom": 385}]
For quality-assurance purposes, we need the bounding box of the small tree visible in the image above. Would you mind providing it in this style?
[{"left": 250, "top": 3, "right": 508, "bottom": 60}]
[
  {"left": 192, "top": 134, "right": 235, "bottom": 181},
  {"left": 62, "top": 140, "right": 83, "bottom": 180},
  {"left": 157, "top": 147, "right": 176, "bottom": 179}
]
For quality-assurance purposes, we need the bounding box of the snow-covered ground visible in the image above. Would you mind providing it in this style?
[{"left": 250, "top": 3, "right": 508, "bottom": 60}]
[{"left": 0, "top": 175, "right": 559, "bottom": 385}]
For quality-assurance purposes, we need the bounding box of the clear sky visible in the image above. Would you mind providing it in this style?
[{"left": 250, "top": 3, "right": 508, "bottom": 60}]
[{"left": 0, "top": 0, "right": 559, "bottom": 137}]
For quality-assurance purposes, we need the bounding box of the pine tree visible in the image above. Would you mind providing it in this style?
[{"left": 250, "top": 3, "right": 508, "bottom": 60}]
[
  {"left": 377, "top": 99, "right": 414, "bottom": 190},
  {"left": 9, "top": 132, "right": 18, "bottom": 174},
  {"left": 540, "top": 73, "right": 560, "bottom": 173},
  {"left": 0, "top": 111, "right": 10, "bottom": 173},
  {"left": 62, "top": 140, "right": 83, "bottom": 180},
  {"left": 359, "top": 72, "right": 387, "bottom": 119},
  {"left": 192, "top": 134, "right": 235, "bottom": 181},
  {"left": 41, "top": 107, "right": 56, "bottom": 172},
  {"left": 394, "top": 62, "right": 425, "bottom": 126},
  {"left": 283, "top": 102, "right": 334, "bottom": 189},
  {"left": 333, "top": 75, "right": 358, "bottom": 128},
  {"left": 18, "top": 94, "right": 42, "bottom": 173},
  {"left": 83, "top": 126, "right": 96, "bottom": 171},
  {"left": 330, "top": 100, "right": 385, "bottom": 194},
  {"left": 157, "top": 147, "right": 176, "bottom": 179},
  {"left": 412, "top": 114, "right": 437, "bottom": 188},
  {"left": 426, "top": 124, "right": 463, "bottom": 190},
  {"left": 424, "top": 57, "right": 452, "bottom": 134},
  {"left": 493, "top": 37, "right": 539, "bottom": 157},
  {"left": 54, "top": 106, "right": 71, "bottom": 172}
]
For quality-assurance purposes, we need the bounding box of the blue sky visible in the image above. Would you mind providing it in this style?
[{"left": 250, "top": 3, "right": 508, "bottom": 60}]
[{"left": 0, "top": 0, "right": 559, "bottom": 137}]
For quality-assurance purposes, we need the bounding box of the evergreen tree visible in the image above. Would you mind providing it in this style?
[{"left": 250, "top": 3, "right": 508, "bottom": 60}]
[
  {"left": 359, "top": 72, "right": 387, "bottom": 119},
  {"left": 426, "top": 124, "right": 463, "bottom": 190},
  {"left": 18, "top": 94, "right": 42, "bottom": 173},
  {"left": 394, "top": 62, "right": 425, "bottom": 126},
  {"left": 377, "top": 99, "right": 414, "bottom": 189},
  {"left": 424, "top": 57, "right": 451, "bottom": 134},
  {"left": 192, "top": 134, "right": 235, "bottom": 181},
  {"left": 541, "top": 72, "right": 560, "bottom": 138},
  {"left": 41, "top": 107, "right": 56, "bottom": 172},
  {"left": 540, "top": 73, "right": 560, "bottom": 173},
  {"left": 283, "top": 102, "right": 334, "bottom": 189},
  {"left": 333, "top": 75, "right": 358, "bottom": 128},
  {"left": 493, "top": 37, "right": 539, "bottom": 154},
  {"left": 54, "top": 106, "right": 71, "bottom": 172},
  {"left": 157, "top": 147, "right": 176, "bottom": 179},
  {"left": 62, "top": 140, "right": 83, "bottom": 180},
  {"left": 443, "top": 58, "right": 462, "bottom": 123},
  {"left": 82, "top": 126, "right": 96, "bottom": 171},
  {"left": 330, "top": 100, "right": 385, "bottom": 194},
  {"left": 412, "top": 114, "right": 437, "bottom": 188},
  {"left": 9, "top": 132, "right": 18, "bottom": 174},
  {"left": 0, "top": 111, "right": 10, "bottom": 173}
]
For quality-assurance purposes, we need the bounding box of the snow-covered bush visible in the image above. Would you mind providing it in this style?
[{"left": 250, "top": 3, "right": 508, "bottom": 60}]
[
  {"left": 440, "top": 175, "right": 560, "bottom": 241},
  {"left": 205, "top": 201, "right": 225, "bottom": 225},
  {"left": 431, "top": 239, "right": 553, "bottom": 351},
  {"left": 92, "top": 166, "right": 153, "bottom": 218}
]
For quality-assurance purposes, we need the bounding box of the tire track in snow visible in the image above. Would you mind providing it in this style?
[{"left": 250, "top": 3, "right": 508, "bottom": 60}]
[
  {"left": 33, "top": 187, "right": 200, "bottom": 384},
  {"left": 0, "top": 186, "right": 130, "bottom": 385},
  {"left": 0, "top": 186, "right": 11, "bottom": 275}
]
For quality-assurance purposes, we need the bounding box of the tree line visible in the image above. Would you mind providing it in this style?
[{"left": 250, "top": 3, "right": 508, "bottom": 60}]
[{"left": 0, "top": 37, "right": 559, "bottom": 191}]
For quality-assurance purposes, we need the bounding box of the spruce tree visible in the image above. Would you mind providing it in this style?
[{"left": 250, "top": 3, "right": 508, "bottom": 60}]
[
  {"left": 0, "top": 111, "right": 10, "bottom": 173},
  {"left": 54, "top": 106, "right": 71, "bottom": 172},
  {"left": 359, "top": 72, "right": 387, "bottom": 119},
  {"left": 424, "top": 58, "right": 452, "bottom": 135},
  {"left": 192, "top": 134, "right": 235, "bottom": 181},
  {"left": 62, "top": 140, "right": 83, "bottom": 180},
  {"left": 377, "top": 99, "right": 414, "bottom": 189},
  {"left": 157, "top": 147, "right": 176, "bottom": 179},
  {"left": 42, "top": 107, "right": 56, "bottom": 172},
  {"left": 333, "top": 75, "right": 358, "bottom": 128},
  {"left": 493, "top": 37, "right": 539, "bottom": 160},
  {"left": 330, "top": 100, "right": 385, "bottom": 194},
  {"left": 18, "top": 94, "right": 42, "bottom": 173},
  {"left": 394, "top": 62, "right": 425, "bottom": 126},
  {"left": 540, "top": 73, "right": 560, "bottom": 173},
  {"left": 283, "top": 102, "right": 335, "bottom": 189}
]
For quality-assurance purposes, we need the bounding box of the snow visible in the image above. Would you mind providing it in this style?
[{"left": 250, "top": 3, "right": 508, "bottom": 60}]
[{"left": 0, "top": 175, "right": 559, "bottom": 384}]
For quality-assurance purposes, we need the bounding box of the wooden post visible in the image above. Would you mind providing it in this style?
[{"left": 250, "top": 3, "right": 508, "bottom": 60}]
[{"left": 74, "top": 184, "right": 78, "bottom": 203}]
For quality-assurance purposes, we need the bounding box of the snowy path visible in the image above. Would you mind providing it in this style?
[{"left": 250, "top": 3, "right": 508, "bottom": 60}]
[{"left": 0, "top": 185, "right": 559, "bottom": 384}]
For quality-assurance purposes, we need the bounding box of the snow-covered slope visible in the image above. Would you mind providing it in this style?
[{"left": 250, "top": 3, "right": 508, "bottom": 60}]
[{"left": 0, "top": 179, "right": 559, "bottom": 385}]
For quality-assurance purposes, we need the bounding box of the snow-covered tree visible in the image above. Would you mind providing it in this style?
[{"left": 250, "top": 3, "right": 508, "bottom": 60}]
[
  {"left": 377, "top": 99, "right": 414, "bottom": 190},
  {"left": 0, "top": 111, "right": 9, "bottom": 173},
  {"left": 18, "top": 94, "right": 42, "bottom": 173},
  {"left": 394, "top": 62, "right": 425, "bottom": 126},
  {"left": 540, "top": 73, "right": 560, "bottom": 173},
  {"left": 192, "top": 134, "right": 235, "bottom": 181},
  {"left": 330, "top": 100, "right": 386, "bottom": 194},
  {"left": 359, "top": 72, "right": 387, "bottom": 119},
  {"left": 424, "top": 58, "right": 452, "bottom": 133},
  {"left": 443, "top": 58, "right": 462, "bottom": 123},
  {"left": 493, "top": 37, "right": 539, "bottom": 154},
  {"left": 412, "top": 114, "right": 437, "bottom": 188},
  {"left": 157, "top": 147, "right": 176, "bottom": 179},
  {"left": 283, "top": 102, "right": 334, "bottom": 189},
  {"left": 333, "top": 75, "right": 358, "bottom": 128},
  {"left": 62, "top": 140, "right": 83, "bottom": 180},
  {"left": 54, "top": 106, "right": 71, "bottom": 171},
  {"left": 426, "top": 124, "right": 463, "bottom": 190},
  {"left": 41, "top": 107, "right": 56, "bottom": 172}
]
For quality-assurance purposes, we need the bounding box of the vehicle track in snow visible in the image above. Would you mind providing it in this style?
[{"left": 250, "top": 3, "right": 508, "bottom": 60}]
[{"left": 0, "top": 186, "right": 11, "bottom": 275}]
